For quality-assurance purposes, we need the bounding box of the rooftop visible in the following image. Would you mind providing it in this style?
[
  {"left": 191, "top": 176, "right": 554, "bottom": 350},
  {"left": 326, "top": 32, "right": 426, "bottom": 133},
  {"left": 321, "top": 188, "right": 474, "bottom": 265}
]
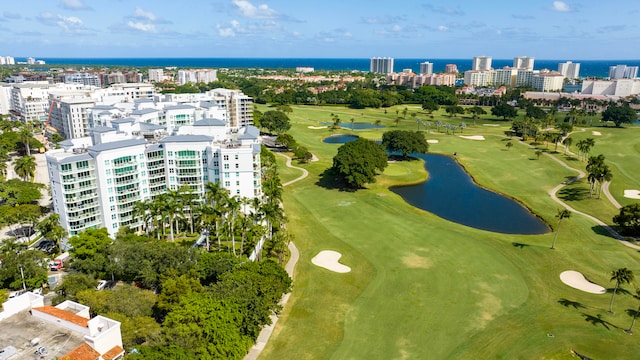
[
  {"left": 32, "top": 306, "right": 88, "bottom": 327},
  {"left": 0, "top": 311, "right": 86, "bottom": 359},
  {"left": 160, "top": 135, "right": 213, "bottom": 143},
  {"left": 59, "top": 342, "right": 100, "bottom": 360},
  {"left": 89, "top": 138, "right": 147, "bottom": 152}
]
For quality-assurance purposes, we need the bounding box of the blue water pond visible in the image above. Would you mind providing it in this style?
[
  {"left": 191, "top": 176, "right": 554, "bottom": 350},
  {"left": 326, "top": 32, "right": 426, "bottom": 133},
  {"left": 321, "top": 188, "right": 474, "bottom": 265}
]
[
  {"left": 323, "top": 134, "right": 360, "bottom": 144},
  {"left": 390, "top": 153, "right": 549, "bottom": 235}
]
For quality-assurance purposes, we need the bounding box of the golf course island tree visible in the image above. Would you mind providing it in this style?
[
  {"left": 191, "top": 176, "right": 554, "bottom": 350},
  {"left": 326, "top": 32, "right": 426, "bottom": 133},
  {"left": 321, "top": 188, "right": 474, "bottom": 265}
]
[
  {"left": 625, "top": 288, "right": 640, "bottom": 334},
  {"left": 550, "top": 209, "right": 571, "bottom": 250},
  {"left": 331, "top": 138, "right": 388, "bottom": 189},
  {"left": 260, "top": 110, "right": 291, "bottom": 134},
  {"left": 491, "top": 103, "right": 518, "bottom": 120},
  {"left": 602, "top": 103, "right": 638, "bottom": 127},
  {"left": 613, "top": 203, "right": 640, "bottom": 236},
  {"left": 382, "top": 130, "right": 429, "bottom": 158},
  {"left": 609, "top": 267, "right": 634, "bottom": 314}
]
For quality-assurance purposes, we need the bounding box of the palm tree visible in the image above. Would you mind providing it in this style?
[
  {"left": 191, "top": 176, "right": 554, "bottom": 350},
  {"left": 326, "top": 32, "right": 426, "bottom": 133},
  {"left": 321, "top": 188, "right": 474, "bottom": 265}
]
[
  {"left": 375, "top": 119, "right": 382, "bottom": 130},
  {"left": 505, "top": 142, "right": 513, "bottom": 151},
  {"left": 610, "top": 268, "right": 635, "bottom": 314},
  {"left": 14, "top": 155, "right": 36, "bottom": 181},
  {"left": 19, "top": 123, "right": 34, "bottom": 155},
  {"left": 132, "top": 200, "right": 151, "bottom": 236},
  {"left": 550, "top": 209, "right": 571, "bottom": 249},
  {"left": 178, "top": 185, "right": 196, "bottom": 234},
  {"left": 562, "top": 137, "right": 573, "bottom": 154},
  {"left": 535, "top": 150, "right": 543, "bottom": 159},
  {"left": 625, "top": 288, "right": 640, "bottom": 334},
  {"left": 226, "top": 195, "right": 241, "bottom": 255}
]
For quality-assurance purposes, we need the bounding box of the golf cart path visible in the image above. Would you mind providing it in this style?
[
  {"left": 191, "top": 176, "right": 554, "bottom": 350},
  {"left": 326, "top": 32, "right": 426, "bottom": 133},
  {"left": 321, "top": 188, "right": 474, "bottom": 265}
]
[
  {"left": 244, "top": 152, "right": 303, "bottom": 360},
  {"left": 515, "top": 131, "right": 640, "bottom": 251}
]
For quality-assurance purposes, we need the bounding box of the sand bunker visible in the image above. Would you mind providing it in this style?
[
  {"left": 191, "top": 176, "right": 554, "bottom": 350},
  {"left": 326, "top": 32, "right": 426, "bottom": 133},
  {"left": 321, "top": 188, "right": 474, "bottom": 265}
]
[
  {"left": 560, "top": 270, "right": 606, "bottom": 294},
  {"left": 459, "top": 135, "right": 485, "bottom": 140},
  {"left": 592, "top": 131, "right": 602, "bottom": 136},
  {"left": 483, "top": 124, "right": 500, "bottom": 127},
  {"left": 427, "top": 139, "right": 439, "bottom": 144},
  {"left": 311, "top": 250, "right": 351, "bottom": 273},
  {"left": 308, "top": 126, "right": 327, "bottom": 129},
  {"left": 624, "top": 190, "right": 640, "bottom": 199}
]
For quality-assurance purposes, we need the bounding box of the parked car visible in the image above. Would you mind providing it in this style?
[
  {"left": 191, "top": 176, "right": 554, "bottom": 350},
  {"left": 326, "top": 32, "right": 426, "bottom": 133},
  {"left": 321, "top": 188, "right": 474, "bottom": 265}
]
[{"left": 96, "top": 280, "right": 108, "bottom": 291}]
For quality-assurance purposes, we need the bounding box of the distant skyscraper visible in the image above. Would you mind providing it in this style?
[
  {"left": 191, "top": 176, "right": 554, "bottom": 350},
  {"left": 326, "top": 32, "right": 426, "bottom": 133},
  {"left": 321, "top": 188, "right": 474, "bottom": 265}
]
[
  {"left": 445, "top": 64, "right": 458, "bottom": 73},
  {"left": 609, "top": 65, "right": 638, "bottom": 79},
  {"left": 513, "top": 56, "right": 534, "bottom": 70},
  {"left": 148, "top": 69, "right": 164, "bottom": 82},
  {"left": 419, "top": 61, "right": 433, "bottom": 75},
  {"left": 370, "top": 57, "right": 394, "bottom": 74},
  {"left": 558, "top": 61, "right": 580, "bottom": 79},
  {"left": 472, "top": 56, "right": 492, "bottom": 71}
]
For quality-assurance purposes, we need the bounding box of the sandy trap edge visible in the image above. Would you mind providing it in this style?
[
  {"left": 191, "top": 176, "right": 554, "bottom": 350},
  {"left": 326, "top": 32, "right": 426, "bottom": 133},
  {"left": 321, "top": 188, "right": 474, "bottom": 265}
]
[
  {"left": 560, "top": 270, "right": 606, "bottom": 294},
  {"left": 624, "top": 190, "right": 640, "bottom": 199},
  {"left": 459, "top": 135, "right": 485, "bottom": 140},
  {"left": 311, "top": 250, "right": 351, "bottom": 273}
]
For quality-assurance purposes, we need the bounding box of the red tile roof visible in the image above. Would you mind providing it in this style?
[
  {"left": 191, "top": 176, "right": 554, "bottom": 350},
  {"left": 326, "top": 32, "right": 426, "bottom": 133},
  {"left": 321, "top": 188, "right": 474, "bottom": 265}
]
[
  {"left": 102, "top": 345, "right": 125, "bottom": 360},
  {"left": 32, "top": 306, "right": 89, "bottom": 327},
  {"left": 59, "top": 343, "right": 100, "bottom": 360}
]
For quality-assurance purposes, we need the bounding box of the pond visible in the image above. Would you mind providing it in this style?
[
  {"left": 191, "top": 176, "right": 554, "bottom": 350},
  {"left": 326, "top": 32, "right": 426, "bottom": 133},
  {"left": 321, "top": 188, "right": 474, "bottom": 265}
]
[
  {"left": 320, "top": 122, "right": 385, "bottom": 130},
  {"left": 323, "top": 134, "right": 360, "bottom": 144},
  {"left": 390, "top": 153, "right": 549, "bottom": 235}
]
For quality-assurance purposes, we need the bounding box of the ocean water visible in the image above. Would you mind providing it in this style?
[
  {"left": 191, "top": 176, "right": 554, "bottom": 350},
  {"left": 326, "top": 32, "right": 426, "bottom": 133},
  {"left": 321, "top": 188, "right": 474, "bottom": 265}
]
[{"left": 34, "top": 57, "right": 640, "bottom": 78}]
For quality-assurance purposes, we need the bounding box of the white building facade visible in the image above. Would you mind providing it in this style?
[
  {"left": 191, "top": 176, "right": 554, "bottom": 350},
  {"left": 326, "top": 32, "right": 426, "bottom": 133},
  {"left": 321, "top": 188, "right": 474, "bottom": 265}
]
[
  {"left": 370, "top": 57, "right": 394, "bottom": 74},
  {"left": 47, "top": 121, "right": 262, "bottom": 237},
  {"left": 419, "top": 61, "right": 434, "bottom": 75},
  {"left": 513, "top": 56, "right": 534, "bottom": 70},
  {"left": 558, "top": 61, "right": 580, "bottom": 79},
  {"left": 472, "top": 56, "right": 492, "bottom": 71}
]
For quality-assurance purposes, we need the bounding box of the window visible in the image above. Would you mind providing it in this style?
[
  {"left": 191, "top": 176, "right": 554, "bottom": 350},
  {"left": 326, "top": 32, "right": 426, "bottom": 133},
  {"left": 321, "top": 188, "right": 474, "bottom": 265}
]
[
  {"left": 223, "top": 155, "right": 229, "bottom": 161},
  {"left": 236, "top": 172, "right": 239, "bottom": 177},
  {"left": 111, "top": 214, "right": 117, "bottom": 220},
  {"left": 236, "top": 181, "right": 240, "bottom": 186},
  {"left": 224, "top": 164, "right": 229, "bottom": 169},
  {"left": 108, "top": 188, "right": 113, "bottom": 194},
  {"left": 168, "top": 151, "right": 173, "bottom": 157},
  {"left": 235, "top": 164, "right": 239, "bottom": 169},
  {"left": 109, "top": 196, "right": 114, "bottom": 202},
  {"left": 213, "top": 161, "right": 219, "bottom": 167},
  {"left": 235, "top": 154, "right": 239, "bottom": 160},
  {"left": 224, "top": 181, "right": 230, "bottom": 187},
  {"left": 236, "top": 189, "right": 240, "bottom": 194},
  {"left": 107, "top": 179, "right": 112, "bottom": 184},
  {"left": 224, "top": 173, "right": 230, "bottom": 178},
  {"left": 106, "top": 169, "right": 111, "bottom": 175},
  {"left": 104, "top": 160, "right": 110, "bottom": 165}
]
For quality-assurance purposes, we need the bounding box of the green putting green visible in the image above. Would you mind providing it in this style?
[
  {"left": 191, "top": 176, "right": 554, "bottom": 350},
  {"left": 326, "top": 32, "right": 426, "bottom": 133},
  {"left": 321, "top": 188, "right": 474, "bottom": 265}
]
[{"left": 259, "top": 105, "right": 640, "bottom": 359}]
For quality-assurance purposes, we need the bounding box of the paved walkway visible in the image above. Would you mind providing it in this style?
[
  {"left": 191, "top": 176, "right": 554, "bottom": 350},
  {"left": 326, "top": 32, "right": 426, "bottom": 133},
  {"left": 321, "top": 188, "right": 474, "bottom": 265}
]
[
  {"left": 514, "top": 135, "right": 640, "bottom": 251},
  {"left": 244, "top": 152, "right": 307, "bottom": 360}
]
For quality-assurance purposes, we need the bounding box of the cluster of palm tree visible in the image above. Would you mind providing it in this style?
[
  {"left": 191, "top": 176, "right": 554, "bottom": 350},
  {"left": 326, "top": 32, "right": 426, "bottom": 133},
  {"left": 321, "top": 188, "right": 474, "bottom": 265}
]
[
  {"left": 586, "top": 154, "right": 613, "bottom": 198},
  {"left": 575, "top": 138, "right": 595, "bottom": 161},
  {"left": 540, "top": 131, "right": 563, "bottom": 152}
]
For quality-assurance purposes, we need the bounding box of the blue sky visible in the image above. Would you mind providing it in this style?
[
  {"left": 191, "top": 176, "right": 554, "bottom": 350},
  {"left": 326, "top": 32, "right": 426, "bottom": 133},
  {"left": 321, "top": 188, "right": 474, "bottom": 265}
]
[{"left": 1, "top": 0, "right": 638, "bottom": 59}]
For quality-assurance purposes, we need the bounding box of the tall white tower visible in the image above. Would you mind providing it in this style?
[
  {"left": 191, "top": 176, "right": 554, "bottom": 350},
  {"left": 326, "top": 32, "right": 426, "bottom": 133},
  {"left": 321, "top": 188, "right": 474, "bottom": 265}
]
[
  {"left": 370, "top": 57, "right": 394, "bottom": 74},
  {"left": 513, "top": 56, "right": 534, "bottom": 70},
  {"left": 472, "top": 56, "right": 492, "bottom": 71},
  {"left": 419, "top": 61, "right": 434, "bottom": 75}
]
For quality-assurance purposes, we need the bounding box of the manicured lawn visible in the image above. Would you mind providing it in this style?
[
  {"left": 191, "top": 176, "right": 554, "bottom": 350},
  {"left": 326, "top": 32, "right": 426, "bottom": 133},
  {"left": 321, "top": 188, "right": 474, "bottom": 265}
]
[{"left": 259, "top": 104, "right": 640, "bottom": 359}]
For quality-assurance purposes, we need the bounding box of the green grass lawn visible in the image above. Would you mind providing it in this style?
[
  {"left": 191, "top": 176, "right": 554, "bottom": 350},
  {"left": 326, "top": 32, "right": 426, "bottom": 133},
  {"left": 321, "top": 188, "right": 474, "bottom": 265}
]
[{"left": 259, "top": 104, "right": 640, "bottom": 359}]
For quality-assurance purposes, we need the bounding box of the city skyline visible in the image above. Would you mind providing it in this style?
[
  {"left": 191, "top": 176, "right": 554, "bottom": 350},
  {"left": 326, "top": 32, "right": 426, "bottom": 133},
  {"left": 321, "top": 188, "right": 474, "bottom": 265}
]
[{"left": 1, "top": 1, "right": 639, "bottom": 59}]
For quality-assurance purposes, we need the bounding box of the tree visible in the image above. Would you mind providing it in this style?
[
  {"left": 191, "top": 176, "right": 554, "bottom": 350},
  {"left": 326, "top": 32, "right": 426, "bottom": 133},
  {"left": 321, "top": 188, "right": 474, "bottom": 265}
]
[
  {"left": 422, "top": 100, "right": 439, "bottom": 114},
  {"left": 382, "top": 130, "right": 429, "bottom": 158},
  {"left": 535, "top": 150, "right": 543, "bottom": 159},
  {"left": 445, "top": 105, "right": 464, "bottom": 117},
  {"left": 610, "top": 268, "right": 634, "bottom": 313},
  {"left": 562, "top": 137, "right": 573, "bottom": 154},
  {"left": 505, "top": 141, "right": 513, "bottom": 151},
  {"left": 260, "top": 110, "right": 291, "bottom": 134},
  {"left": 550, "top": 209, "right": 571, "bottom": 249},
  {"left": 36, "top": 214, "right": 67, "bottom": 253},
  {"left": 293, "top": 146, "right": 313, "bottom": 163},
  {"left": 625, "top": 288, "right": 640, "bottom": 334},
  {"left": 602, "top": 103, "right": 638, "bottom": 127},
  {"left": 491, "top": 103, "right": 518, "bottom": 120},
  {"left": 275, "top": 133, "right": 296, "bottom": 150},
  {"left": 332, "top": 138, "right": 388, "bottom": 188},
  {"left": 613, "top": 203, "right": 640, "bottom": 236},
  {"left": 14, "top": 155, "right": 36, "bottom": 182},
  {"left": 525, "top": 105, "right": 547, "bottom": 120}
]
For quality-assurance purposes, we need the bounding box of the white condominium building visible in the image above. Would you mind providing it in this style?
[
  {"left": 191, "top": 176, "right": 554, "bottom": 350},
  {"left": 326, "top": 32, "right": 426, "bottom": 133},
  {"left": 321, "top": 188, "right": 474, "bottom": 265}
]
[
  {"left": 49, "top": 98, "right": 97, "bottom": 139},
  {"left": 0, "top": 56, "right": 15, "bottom": 65},
  {"left": 148, "top": 69, "right": 165, "bottom": 82},
  {"left": 558, "top": 61, "right": 580, "bottom": 79},
  {"left": 515, "top": 69, "right": 538, "bottom": 88},
  {"left": 472, "top": 56, "right": 492, "bottom": 71},
  {"left": 370, "top": 57, "right": 394, "bottom": 74},
  {"left": 532, "top": 71, "right": 565, "bottom": 92},
  {"left": 65, "top": 73, "right": 102, "bottom": 87},
  {"left": 177, "top": 69, "right": 218, "bottom": 85},
  {"left": 609, "top": 65, "right": 638, "bottom": 79},
  {"left": 492, "top": 68, "right": 518, "bottom": 87},
  {"left": 582, "top": 79, "right": 640, "bottom": 96},
  {"left": 46, "top": 120, "right": 262, "bottom": 237},
  {"left": 463, "top": 70, "right": 492, "bottom": 87},
  {"left": 513, "top": 56, "right": 534, "bottom": 70},
  {"left": 419, "top": 61, "right": 434, "bottom": 75}
]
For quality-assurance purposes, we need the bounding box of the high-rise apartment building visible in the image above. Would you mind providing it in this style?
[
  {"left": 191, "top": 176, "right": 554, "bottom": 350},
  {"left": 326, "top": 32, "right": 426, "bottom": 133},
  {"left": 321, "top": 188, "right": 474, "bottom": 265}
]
[
  {"left": 532, "top": 71, "right": 565, "bottom": 92},
  {"left": 609, "top": 65, "right": 639, "bottom": 79},
  {"left": 472, "top": 56, "right": 492, "bottom": 71},
  {"left": 492, "top": 68, "right": 518, "bottom": 87},
  {"left": 47, "top": 121, "right": 262, "bottom": 237},
  {"left": 516, "top": 69, "right": 537, "bottom": 87},
  {"left": 65, "top": 73, "right": 102, "bottom": 87},
  {"left": 48, "top": 98, "right": 97, "bottom": 139},
  {"left": 177, "top": 69, "right": 218, "bottom": 85},
  {"left": 445, "top": 64, "right": 459, "bottom": 74},
  {"left": 419, "top": 61, "right": 434, "bottom": 75},
  {"left": 558, "top": 61, "right": 580, "bottom": 80},
  {"left": 370, "top": 57, "right": 394, "bottom": 74},
  {"left": 0, "top": 56, "right": 15, "bottom": 65},
  {"left": 463, "top": 70, "right": 492, "bottom": 87},
  {"left": 513, "top": 56, "right": 534, "bottom": 70},
  {"left": 148, "top": 69, "right": 164, "bottom": 82}
]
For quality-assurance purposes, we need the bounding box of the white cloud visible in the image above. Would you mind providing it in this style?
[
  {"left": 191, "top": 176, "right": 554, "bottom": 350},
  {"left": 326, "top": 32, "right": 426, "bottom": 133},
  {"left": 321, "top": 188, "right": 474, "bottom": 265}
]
[
  {"left": 232, "top": 0, "right": 278, "bottom": 19},
  {"left": 37, "top": 12, "right": 89, "bottom": 34},
  {"left": 438, "top": 25, "right": 449, "bottom": 32},
  {"left": 127, "top": 21, "right": 156, "bottom": 33},
  {"left": 391, "top": 25, "right": 402, "bottom": 32},
  {"left": 60, "top": 0, "right": 91, "bottom": 10},
  {"left": 133, "top": 7, "right": 157, "bottom": 21},
  {"left": 552, "top": 1, "right": 571, "bottom": 12}
]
